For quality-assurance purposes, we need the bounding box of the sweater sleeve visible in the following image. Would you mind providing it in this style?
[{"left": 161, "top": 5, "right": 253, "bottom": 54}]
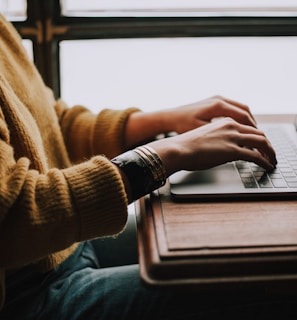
[
  {"left": 0, "top": 13, "right": 137, "bottom": 270},
  {"left": 0, "top": 108, "right": 128, "bottom": 270},
  {"left": 55, "top": 99, "right": 140, "bottom": 162}
]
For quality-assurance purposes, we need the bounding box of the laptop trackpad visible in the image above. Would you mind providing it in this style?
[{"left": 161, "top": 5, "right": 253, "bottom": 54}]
[{"left": 169, "top": 163, "right": 244, "bottom": 198}]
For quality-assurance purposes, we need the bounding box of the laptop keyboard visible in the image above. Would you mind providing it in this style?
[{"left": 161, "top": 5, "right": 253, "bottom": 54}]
[{"left": 235, "top": 128, "right": 297, "bottom": 189}]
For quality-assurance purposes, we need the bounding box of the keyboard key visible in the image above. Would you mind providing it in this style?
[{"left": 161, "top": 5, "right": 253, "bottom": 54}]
[
  {"left": 285, "top": 177, "right": 297, "bottom": 182},
  {"left": 236, "top": 161, "right": 249, "bottom": 169},
  {"left": 251, "top": 167, "right": 265, "bottom": 173},
  {"left": 254, "top": 171, "right": 265, "bottom": 178},
  {"left": 236, "top": 128, "right": 297, "bottom": 189},
  {"left": 282, "top": 171, "right": 296, "bottom": 177},
  {"left": 268, "top": 172, "right": 282, "bottom": 179},
  {"left": 287, "top": 182, "right": 297, "bottom": 188},
  {"left": 239, "top": 173, "right": 253, "bottom": 178},
  {"left": 257, "top": 175, "right": 273, "bottom": 188},
  {"left": 238, "top": 170, "right": 253, "bottom": 176},
  {"left": 241, "top": 177, "right": 258, "bottom": 188},
  {"left": 279, "top": 167, "right": 293, "bottom": 172},
  {"left": 271, "top": 179, "right": 288, "bottom": 188}
]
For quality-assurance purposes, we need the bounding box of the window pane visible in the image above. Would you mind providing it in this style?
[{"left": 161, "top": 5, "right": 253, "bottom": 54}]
[
  {"left": 0, "top": 0, "right": 27, "bottom": 21},
  {"left": 61, "top": 0, "right": 297, "bottom": 17},
  {"left": 22, "top": 39, "right": 33, "bottom": 61},
  {"left": 60, "top": 37, "right": 297, "bottom": 114}
]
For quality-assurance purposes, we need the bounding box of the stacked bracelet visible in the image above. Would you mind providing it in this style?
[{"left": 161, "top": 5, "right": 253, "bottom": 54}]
[{"left": 111, "top": 146, "right": 167, "bottom": 201}]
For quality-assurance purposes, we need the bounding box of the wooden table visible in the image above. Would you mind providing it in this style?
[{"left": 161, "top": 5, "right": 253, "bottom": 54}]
[{"left": 136, "top": 114, "right": 297, "bottom": 292}]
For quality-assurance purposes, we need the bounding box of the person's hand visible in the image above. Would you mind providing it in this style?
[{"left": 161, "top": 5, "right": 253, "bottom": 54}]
[
  {"left": 125, "top": 95, "right": 257, "bottom": 149},
  {"left": 164, "top": 95, "right": 257, "bottom": 134},
  {"left": 149, "top": 117, "right": 277, "bottom": 177}
]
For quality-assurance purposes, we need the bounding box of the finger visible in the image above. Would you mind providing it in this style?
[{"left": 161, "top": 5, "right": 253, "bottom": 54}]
[
  {"left": 218, "top": 119, "right": 277, "bottom": 166},
  {"left": 234, "top": 146, "right": 276, "bottom": 171},
  {"left": 225, "top": 120, "right": 268, "bottom": 139},
  {"left": 209, "top": 99, "right": 257, "bottom": 128},
  {"left": 220, "top": 120, "right": 276, "bottom": 163},
  {"left": 234, "top": 133, "right": 277, "bottom": 167},
  {"left": 216, "top": 95, "right": 256, "bottom": 123},
  {"left": 232, "top": 122, "right": 265, "bottom": 135}
]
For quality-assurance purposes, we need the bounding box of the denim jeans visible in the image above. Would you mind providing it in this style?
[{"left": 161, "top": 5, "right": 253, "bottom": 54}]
[{"left": 2, "top": 241, "right": 297, "bottom": 320}]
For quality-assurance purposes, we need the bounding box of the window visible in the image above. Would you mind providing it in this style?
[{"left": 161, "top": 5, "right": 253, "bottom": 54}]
[
  {"left": 8, "top": 0, "right": 297, "bottom": 115},
  {"left": 58, "top": 1, "right": 297, "bottom": 114},
  {"left": 1, "top": 0, "right": 26, "bottom": 21},
  {"left": 60, "top": 36, "right": 297, "bottom": 114},
  {"left": 22, "top": 39, "right": 33, "bottom": 60},
  {"left": 2, "top": 1, "right": 31, "bottom": 62},
  {"left": 61, "top": 0, "right": 297, "bottom": 17}
]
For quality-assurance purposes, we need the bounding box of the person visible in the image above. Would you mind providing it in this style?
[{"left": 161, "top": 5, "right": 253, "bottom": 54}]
[{"left": 1, "top": 13, "right": 296, "bottom": 320}]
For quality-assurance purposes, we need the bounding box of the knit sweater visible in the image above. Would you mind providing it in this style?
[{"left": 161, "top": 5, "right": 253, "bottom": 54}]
[{"left": 0, "top": 15, "right": 139, "bottom": 307}]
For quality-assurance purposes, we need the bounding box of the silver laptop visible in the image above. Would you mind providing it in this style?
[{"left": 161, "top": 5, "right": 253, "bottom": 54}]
[{"left": 170, "top": 120, "right": 297, "bottom": 200}]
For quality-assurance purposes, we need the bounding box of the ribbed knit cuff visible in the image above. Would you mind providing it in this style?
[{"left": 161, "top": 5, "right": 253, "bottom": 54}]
[
  {"left": 62, "top": 156, "right": 128, "bottom": 241},
  {"left": 93, "top": 107, "right": 140, "bottom": 158}
]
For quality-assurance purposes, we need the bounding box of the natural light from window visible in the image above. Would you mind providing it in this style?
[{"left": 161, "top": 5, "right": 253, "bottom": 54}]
[
  {"left": 22, "top": 40, "right": 33, "bottom": 61},
  {"left": 0, "top": 0, "right": 26, "bottom": 21},
  {"left": 60, "top": 37, "right": 297, "bottom": 115},
  {"left": 61, "top": 0, "right": 297, "bottom": 17},
  {"left": 3, "top": 1, "right": 296, "bottom": 115}
]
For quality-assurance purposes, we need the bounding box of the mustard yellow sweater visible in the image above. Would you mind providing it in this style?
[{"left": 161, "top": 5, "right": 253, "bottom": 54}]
[{"left": 0, "top": 15, "right": 139, "bottom": 307}]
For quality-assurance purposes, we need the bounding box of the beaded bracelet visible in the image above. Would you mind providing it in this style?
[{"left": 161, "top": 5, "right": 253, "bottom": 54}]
[{"left": 111, "top": 146, "right": 167, "bottom": 201}]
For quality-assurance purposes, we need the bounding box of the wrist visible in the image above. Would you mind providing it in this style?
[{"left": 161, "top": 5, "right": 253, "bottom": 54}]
[
  {"left": 111, "top": 146, "right": 167, "bottom": 201},
  {"left": 148, "top": 137, "right": 183, "bottom": 177},
  {"left": 125, "top": 110, "right": 173, "bottom": 148}
]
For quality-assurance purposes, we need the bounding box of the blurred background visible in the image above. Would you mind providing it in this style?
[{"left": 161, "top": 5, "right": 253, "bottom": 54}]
[{"left": 2, "top": 0, "right": 297, "bottom": 114}]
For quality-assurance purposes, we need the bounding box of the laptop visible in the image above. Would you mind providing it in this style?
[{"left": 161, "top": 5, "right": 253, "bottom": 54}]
[{"left": 170, "top": 118, "right": 297, "bottom": 200}]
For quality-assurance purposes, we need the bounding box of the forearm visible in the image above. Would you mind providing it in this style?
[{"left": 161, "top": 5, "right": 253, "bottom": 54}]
[
  {"left": 56, "top": 100, "right": 140, "bottom": 160},
  {"left": 124, "top": 109, "right": 174, "bottom": 149},
  {"left": 0, "top": 156, "right": 128, "bottom": 269}
]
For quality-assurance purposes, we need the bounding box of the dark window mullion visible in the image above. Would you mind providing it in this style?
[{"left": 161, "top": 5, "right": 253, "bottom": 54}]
[{"left": 52, "top": 16, "right": 297, "bottom": 40}]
